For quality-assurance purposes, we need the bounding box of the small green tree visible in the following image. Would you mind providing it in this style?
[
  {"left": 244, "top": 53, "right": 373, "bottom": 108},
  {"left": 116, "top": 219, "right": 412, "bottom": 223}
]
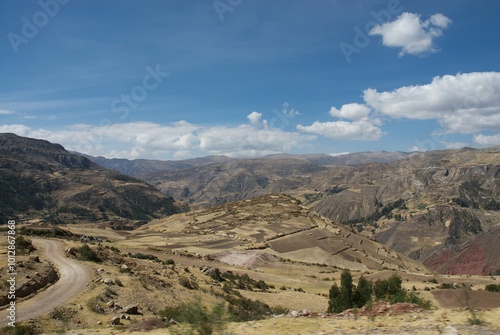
[
  {"left": 327, "top": 269, "right": 355, "bottom": 313},
  {"left": 353, "top": 275, "right": 372, "bottom": 308},
  {"left": 327, "top": 283, "right": 341, "bottom": 313}
]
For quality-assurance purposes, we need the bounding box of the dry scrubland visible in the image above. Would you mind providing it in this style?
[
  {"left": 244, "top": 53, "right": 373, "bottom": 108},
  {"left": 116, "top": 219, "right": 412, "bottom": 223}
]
[{"left": 1, "top": 194, "right": 499, "bottom": 334}]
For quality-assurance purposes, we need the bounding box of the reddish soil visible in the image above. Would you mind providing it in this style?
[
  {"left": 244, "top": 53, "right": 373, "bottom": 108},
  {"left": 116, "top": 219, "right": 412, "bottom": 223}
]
[
  {"left": 424, "top": 233, "right": 500, "bottom": 275},
  {"left": 432, "top": 290, "right": 500, "bottom": 309}
]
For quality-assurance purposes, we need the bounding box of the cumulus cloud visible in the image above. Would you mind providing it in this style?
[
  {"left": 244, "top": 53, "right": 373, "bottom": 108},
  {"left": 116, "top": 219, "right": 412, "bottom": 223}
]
[
  {"left": 363, "top": 72, "right": 500, "bottom": 133},
  {"left": 329, "top": 103, "right": 371, "bottom": 121},
  {"left": 298, "top": 101, "right": 383, "bottom": 141},
  {"left": 247, "top": 111, "right": 263, "bottom": 126},
  {"left": 297, "top": 118, "right": 384, "bottom": 141},
  {"left": 369, "top": 12, "right": 452, "bottom": 56},
  {"left": 473, "top": 134, "right": 500, "bottom": 147},
  {"left": 0, "top": 117, "right": 315, "bottom": 159}
]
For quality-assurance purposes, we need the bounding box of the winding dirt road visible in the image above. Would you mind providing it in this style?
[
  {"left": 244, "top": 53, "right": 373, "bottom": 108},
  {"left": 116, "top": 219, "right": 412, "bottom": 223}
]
[{"left": 1, "top": 239, "right": 90, "bottom": 324}]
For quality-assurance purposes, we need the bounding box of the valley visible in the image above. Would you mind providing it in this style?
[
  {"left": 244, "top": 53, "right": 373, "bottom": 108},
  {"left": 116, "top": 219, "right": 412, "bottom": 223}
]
[{"left": 1, "top": 134, "right": 499, "bottom": 334}]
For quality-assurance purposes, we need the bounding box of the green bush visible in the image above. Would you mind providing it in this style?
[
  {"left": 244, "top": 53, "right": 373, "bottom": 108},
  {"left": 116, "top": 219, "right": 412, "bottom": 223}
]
[
  {"left": 78, "top": 244, "right": 101, "bottom": 262},
  {"left": 0, "top": 324, "right": 40, "bottom": 335},
  {"left": 485, "top": 284, "right": 500, "bottom": 292},
  {"left": 160, "top": 299, "right": 227, "bottom": 335}
]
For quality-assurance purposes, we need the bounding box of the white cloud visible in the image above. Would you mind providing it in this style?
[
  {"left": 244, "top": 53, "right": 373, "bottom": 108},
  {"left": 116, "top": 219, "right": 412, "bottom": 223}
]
[
  {"left": 441, "top": 141, "right": 468, "bottom": 149},
  {"left": 247, "top": 111, "right": 263, "bottom": 126},
  {"left": 329, "top": 103, "right": 371, "bottom": 121},
  {"left": 473, "top": 134, "right": 500, "bottom": 147},
  {"left": 0, "top": 109, "right": 15, "bottom": 115},
  {"left": 363, "top": 72, "right": 500, "bottom": 133},
  {"left": 0, "top": 117, "right": 315, "bottom": 159},
  {"left": 408, "top": 145, "right": 423, "bottom": 152},
  {"left": 369, "top": 12, "right": 452, "bottom": 56},
  {"left": 297, "top": 118, "right": 384, "bottom": 141},
  {"left": 199, "top": 124, "right": 314, "bottom": 158},
  {"left": 329, "top": 152, "right": 349, "bottom": 157}
]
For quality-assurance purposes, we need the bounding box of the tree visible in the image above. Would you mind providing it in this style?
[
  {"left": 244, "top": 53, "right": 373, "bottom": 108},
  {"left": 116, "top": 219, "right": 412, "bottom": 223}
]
[
  {"left": 339, "top": 269, "right": 354, "bottom": 309},
  {"left": 327, "top": 283, "right": 341, "bottom": 313},
  {"left": 353, "top": 275, "right": 372, "bottom": 308},
  {"left": 327, "top": 269, "right": 355, "bottom": 313}
]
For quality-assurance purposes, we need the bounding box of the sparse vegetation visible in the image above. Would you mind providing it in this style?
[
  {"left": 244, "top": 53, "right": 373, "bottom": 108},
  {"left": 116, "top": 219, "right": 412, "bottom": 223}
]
[
  {"left": 328, "top": 271, "right": 432, "bottom": 313},
  {"left": 78, "top": 243, "right": 101, "bottom": 262},
  {"left": 160, "top": 299, "right": 228, "bottom": 335},
  {"left": 0, "top": 324, "right": 41, "bottom": 335},
  {"left": 485, "top": 284, "right": 500, "bottom": 292}
]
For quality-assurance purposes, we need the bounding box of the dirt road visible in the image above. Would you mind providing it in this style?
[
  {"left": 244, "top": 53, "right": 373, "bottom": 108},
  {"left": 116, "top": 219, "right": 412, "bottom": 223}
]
[{"left": 0, "top": 239, "right": 90, "bottom": 324}]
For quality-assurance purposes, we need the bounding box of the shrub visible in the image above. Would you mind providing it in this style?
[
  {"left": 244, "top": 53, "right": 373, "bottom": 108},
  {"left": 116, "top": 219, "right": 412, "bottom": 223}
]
[
  {"left": 87, "top": 296, "right": 105, "bottom": 314},
  {"left": 15, "top": 236, "right": 36, "bottom": 253},
  {"left": 160, "top": 299, "right": 227, "bottom": 335},
  {"left": 78, "top": 244, "right": 100, "bottom": 262},
  {"left": 179, "top": 277, "right": 198, "bottom": 290},
  {"left": 485, "top": 284, "right": 500, "bottom": 292},
  {"left": 1, "top": 324, "right": 40, "bottom": 335}
]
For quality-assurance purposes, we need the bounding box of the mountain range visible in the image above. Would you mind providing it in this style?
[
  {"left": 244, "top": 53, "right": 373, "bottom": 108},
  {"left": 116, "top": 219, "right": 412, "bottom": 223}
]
[
  {"left": 2, "top": 133, "right": 499, "bottom": 276},
  {"left": 0, "top": 133, "right": 180, "bottom": 226}
]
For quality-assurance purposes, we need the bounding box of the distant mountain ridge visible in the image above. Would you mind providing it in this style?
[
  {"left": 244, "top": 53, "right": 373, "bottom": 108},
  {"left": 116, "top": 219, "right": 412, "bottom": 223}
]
[
  {"left": 79, "top": 151, "right": 414, "bottom": 176},
  {"left": 0, "top": 133, "right": 180, "bottom": 224}
]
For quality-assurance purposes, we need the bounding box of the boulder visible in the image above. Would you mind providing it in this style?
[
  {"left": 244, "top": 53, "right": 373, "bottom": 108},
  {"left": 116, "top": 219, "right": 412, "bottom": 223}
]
[
  {"left": 123, "top": 304, "right": 139, "bottom": 315},
  {"left": 110, "top": 316, "right": 121, "bottom": 325}
]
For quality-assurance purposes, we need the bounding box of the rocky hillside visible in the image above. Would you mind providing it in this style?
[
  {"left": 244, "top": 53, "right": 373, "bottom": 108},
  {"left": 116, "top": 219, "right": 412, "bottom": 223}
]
[
  {"left": 135, "top": 146, "right": 500, "bottom": 275},
  {"left": 141, "top": 158, "right": 328, "bottom": 207},
  {"left": 309, "top": 147, "right": 500, "bottom": 275},
  {"left": 80, "top": 153, "right": 235, "bottom": 176},
  {"left": 0, "top": 133, "right": 180, "bottom": 224}
]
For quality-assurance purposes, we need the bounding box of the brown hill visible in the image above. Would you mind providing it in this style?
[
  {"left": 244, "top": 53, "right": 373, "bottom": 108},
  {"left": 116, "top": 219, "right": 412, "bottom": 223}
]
[
  {"left": 0, "top": 133, "right": 180, "bottom": 224},
  {"left": 140, "top": 193, "right": 426, "bottom": 273},
  {"left": 140, "top": 158, "right": 327, "bottom": 207},
  {"left": 137, "top": 147, "right": 500, "bottom": 275}
]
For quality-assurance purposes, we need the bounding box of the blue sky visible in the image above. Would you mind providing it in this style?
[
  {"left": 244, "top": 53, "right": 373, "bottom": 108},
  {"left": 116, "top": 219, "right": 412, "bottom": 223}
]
[{"left": 1, "top": 0, "right": 500, "bottom": 159}]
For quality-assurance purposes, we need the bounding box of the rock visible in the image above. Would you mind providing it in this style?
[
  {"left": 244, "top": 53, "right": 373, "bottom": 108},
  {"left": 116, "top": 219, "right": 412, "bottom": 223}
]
[
  {"left": 77, "top": 304, "right": 83, "bottom": 310},
  {"left": 65, "top": 247, "right": 77, "bottom": 256},
  {"left": 107, "top": 300, "right": 115, "bottom": 307},
  {"left": 103, "top": 278, "right": 113, "bottom": 285},
  {"left": 29, "top": 255, "right": 40, "bottom": 262},
  {"left": 121, "top": 314, "right": 127, "bottom": 319},
  {"left": 377, "top": 322, "right": 384, "bottom": 327},
  {"left": 110, "top": 316, "right": 121, "bottom": 325},
  {"left": 96, "top": 320, "right": 102, "bottom": 325},
  {"left": 301, "top": 309, "right": 311, "bottom": 317},
  {"left": 441, "top": 326, "right": 458, "bottom": 335},
  {"left": 290, "top": 310, "right": 300, "bottom": 317},
  {"left": 123, "top": 304, "right": 139, "bottom": 314},
  {"left": 98, "top": 268, "right": 105, "bottom": 273}
]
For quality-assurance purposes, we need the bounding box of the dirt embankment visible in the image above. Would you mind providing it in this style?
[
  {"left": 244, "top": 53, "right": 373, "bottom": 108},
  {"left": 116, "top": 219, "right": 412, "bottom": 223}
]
[{"left": 0, "top": 264, "right": 58, "bottom": 307}]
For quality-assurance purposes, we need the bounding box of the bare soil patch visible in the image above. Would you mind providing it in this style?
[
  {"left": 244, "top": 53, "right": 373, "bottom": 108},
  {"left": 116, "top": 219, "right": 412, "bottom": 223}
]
[{"left": 432, "top": 289, "right": 500, "bottom": 309}]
